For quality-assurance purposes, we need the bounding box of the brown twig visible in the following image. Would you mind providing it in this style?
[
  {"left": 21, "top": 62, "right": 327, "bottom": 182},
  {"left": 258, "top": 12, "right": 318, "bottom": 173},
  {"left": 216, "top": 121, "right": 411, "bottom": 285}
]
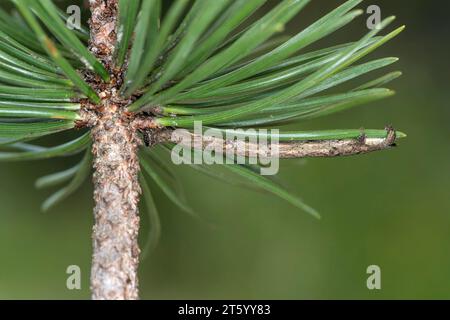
[{"left": 152, "top": 126, "right": 397, "bottom": 159}]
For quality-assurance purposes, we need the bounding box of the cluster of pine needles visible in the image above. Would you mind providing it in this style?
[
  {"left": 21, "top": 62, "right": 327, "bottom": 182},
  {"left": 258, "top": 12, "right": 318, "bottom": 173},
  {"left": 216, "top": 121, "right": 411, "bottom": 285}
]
[{"left": 0, "top": 0, "right": 404, "bottom": 241}]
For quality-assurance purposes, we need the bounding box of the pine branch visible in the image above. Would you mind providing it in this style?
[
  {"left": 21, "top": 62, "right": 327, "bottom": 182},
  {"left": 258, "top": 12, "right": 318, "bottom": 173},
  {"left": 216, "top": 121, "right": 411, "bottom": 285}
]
[{"left": 0, "top": 0, "right": 406, "bottom": 300}]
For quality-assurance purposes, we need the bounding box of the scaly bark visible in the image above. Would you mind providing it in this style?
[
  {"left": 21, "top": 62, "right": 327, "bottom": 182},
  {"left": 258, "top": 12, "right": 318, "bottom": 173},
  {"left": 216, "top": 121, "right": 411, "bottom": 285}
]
[
  {"left": 162, "top": 126, "right": 398, "bottom": 159},
  {"left": 90, "top": 103, "right": 141, "bottom": 300},
  {"left": 88, "top": 0, "right": 141, "bottom": 300}
]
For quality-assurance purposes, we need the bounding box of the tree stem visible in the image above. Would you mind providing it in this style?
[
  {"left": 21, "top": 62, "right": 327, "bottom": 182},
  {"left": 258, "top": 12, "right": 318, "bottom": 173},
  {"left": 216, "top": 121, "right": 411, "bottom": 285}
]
[
  {"left": 88, "top": 0, "right": 141, "bottom": 300},
  {"left": 90, "top": 105, "right": 141, "bottom": 300}
]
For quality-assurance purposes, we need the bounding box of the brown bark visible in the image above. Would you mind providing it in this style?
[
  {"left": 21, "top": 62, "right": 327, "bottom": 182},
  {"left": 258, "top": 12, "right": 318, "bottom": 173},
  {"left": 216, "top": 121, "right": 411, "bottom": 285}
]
[
  {"left": 88, "top": 0, "right": 141, "bottom": 300},
  {"left": 90, "top": 104, "right": 141, "bottom": 300},
  {"left": 162, "top": 126, "right": 398, "bottom": 159},
  {"left": 88, "top": 0, "right": 118, "bottom": 67}
]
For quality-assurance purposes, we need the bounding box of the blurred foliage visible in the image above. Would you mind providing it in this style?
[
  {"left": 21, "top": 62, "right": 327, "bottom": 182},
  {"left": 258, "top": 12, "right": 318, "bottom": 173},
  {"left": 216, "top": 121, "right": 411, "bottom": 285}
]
[{"left": 0, "top": 0, "right": 449, "bottom": 299}]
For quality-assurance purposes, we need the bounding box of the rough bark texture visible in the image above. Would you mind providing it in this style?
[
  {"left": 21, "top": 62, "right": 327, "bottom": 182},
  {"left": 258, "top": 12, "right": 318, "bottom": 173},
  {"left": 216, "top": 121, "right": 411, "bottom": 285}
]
[
  {"left": 88, "top": 0, "right": 141, "bottom": 300},
  {"left": 88, "top": 0, "right": 118, "bottom": 67},
  {"left": 91, "top": 104, "right": 141, "bottom": 300},
  {"left": 165, "top": 126, "right": 398, "bottom": 159}
]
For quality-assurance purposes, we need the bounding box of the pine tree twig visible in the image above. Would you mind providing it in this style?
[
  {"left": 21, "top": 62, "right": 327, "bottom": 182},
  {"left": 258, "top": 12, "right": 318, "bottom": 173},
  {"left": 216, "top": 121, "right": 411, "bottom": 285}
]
[{"left": 149, "top": 126, "right": 398, "bottom": 159}]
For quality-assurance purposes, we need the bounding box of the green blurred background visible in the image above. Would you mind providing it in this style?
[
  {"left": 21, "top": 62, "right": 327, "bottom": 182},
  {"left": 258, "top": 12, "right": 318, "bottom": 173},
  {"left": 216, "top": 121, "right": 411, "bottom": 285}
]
[{"left": 0, "top": 0, "right": 449, "bottom": 299}]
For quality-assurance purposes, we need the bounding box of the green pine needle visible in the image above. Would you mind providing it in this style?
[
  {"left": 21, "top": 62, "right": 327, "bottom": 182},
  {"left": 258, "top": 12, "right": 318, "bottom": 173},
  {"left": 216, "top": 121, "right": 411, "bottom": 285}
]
[{"left": 0, "top": 0, "right": 406, "bottom": 220}]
